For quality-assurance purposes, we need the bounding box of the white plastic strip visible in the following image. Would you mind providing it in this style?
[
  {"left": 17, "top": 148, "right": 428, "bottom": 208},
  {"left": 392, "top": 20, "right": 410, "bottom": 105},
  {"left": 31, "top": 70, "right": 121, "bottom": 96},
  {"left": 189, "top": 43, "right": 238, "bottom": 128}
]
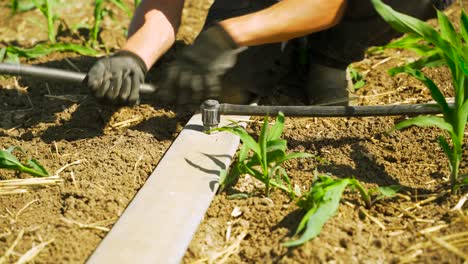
[{"left": 87, "top": 113, "right": 248, "bottom": 264}]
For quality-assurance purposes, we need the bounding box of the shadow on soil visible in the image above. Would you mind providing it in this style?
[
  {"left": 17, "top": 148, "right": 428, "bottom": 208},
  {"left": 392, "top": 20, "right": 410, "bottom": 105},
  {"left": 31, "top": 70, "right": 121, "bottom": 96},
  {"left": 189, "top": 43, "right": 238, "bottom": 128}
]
[{"left": 0, "top": 56, "right": 186, "bottom": 142}]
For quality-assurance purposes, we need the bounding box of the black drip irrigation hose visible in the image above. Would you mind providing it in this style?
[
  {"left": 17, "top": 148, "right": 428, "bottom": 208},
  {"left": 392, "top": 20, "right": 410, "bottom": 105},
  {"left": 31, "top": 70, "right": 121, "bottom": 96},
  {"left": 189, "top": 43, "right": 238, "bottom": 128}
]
[
  {"left": 218, "top": 103, "right": 443, "bottom": 117},
  {"left": 0, "top": 63, "right": 446, "bottom": 118},
  {"left": 0, "top": 63, "right": 156, "bottom": 93}
]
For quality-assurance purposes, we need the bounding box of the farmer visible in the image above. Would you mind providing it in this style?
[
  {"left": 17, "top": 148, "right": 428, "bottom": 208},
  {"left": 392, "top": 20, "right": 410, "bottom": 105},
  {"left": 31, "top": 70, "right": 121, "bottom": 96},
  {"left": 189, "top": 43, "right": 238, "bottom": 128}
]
[{"left": 85, "top": 0, "right": 454, "bottom": 107}]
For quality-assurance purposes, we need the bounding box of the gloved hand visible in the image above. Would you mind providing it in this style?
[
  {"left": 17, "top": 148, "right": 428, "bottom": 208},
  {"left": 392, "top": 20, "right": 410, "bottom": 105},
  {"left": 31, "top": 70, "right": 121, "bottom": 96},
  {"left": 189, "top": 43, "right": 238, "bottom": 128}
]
[
  {"left": 85, "top": 50, "right": 147, "bottom": 105},
  {"left": 159, "top": 23, "right": 242, "bottom": 106}
]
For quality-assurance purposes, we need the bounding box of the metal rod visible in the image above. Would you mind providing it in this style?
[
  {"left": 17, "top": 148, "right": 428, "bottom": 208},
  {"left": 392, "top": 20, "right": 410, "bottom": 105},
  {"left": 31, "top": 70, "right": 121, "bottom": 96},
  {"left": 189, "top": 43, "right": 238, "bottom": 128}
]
[{"left": 0, "top": 63, "right": 157, "bottom": 93}]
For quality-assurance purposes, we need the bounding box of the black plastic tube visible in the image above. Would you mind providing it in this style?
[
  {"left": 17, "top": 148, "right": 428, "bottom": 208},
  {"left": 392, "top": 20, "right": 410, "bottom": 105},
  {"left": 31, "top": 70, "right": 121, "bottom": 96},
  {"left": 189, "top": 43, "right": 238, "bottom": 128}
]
[
  {"left": 0, "top": 63, "right": 156, "bottom": 93},
  {"left": 219, "top": 103, "right": 443, "bottom": 117}
]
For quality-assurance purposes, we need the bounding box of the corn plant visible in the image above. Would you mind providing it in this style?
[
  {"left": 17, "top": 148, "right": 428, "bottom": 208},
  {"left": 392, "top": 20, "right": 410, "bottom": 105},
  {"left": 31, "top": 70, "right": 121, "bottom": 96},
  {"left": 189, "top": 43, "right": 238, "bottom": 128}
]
[
  {"left": 348, "top": 66, "right": 366, "bottom": 91},
  {"left": 214, "top": 112, "right": 313, "bottom": 197},
  {"left": 89, "top": 0, "right": 132, "bottom": 47},
  {"left": 0, "top": 44, "right": 97, "bottom": 63},
  {"left": 9, "top": 0, "right": 38, "bottom": 14},
  {"left": 31, "top": 0, "right": 57, "bottom": 43},
  {"left": 371, "top": 0, "right": 468, "bottom": 190},
  {"left": 284, "top": 175, "right": 399, "bottom": 247},
  {"left": 0, "top": 147, "right": 49, "bottom": 178}
]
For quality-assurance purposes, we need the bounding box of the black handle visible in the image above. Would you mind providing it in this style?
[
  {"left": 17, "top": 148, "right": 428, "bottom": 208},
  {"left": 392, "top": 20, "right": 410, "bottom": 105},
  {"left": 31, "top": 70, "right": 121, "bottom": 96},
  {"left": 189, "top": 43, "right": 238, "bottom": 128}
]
[{"left": 0, "top": 63, "right": 157, "bottom": 93}]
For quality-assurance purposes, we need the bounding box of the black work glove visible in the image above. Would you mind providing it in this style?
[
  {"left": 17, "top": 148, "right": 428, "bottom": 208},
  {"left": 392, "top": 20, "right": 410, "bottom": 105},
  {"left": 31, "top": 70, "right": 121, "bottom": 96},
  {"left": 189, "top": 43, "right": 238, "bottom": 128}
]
[
  {"left": 86, "top": 50, "right": 147, "bottom": 105},
  {"left": 159, "top": 23, "right": 242, "bottom": 106}
]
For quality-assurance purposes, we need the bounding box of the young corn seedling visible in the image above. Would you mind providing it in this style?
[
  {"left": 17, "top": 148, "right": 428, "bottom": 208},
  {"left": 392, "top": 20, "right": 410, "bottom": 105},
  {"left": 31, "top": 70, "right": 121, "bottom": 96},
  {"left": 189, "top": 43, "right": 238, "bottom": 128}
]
[
  {"left": 348, "top": 66, "right": 366, "bottom": 91},
  {"left": 214, "top": 112, "right": 313, "bottom": 197},
  {"left": 372, "top": 0, "right": 468, "bottom": 190},
  {"left": 31, "top": 0, "right": 57, "bottom": 43},
  {"left": 89, "top": 0, "right": 132, "bottom": 47},
  {"left": 9, "top": 0, "right": 38, "bottom": 14},
  {"left": 283, "top": 175, "right": 399, "bottom": 247},
  {"left": 0, "top": 44, "right": 97, "bottom": 63},
  {"left": 0, "top": 146, "right": 49, "bottom": 178}
]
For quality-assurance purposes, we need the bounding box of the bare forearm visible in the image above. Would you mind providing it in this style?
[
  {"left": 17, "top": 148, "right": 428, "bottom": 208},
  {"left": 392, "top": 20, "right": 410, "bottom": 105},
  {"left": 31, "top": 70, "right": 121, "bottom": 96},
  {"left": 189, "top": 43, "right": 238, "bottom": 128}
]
[
  {"left": 123, "top": 0, "right": 185, "bottom": 69},
  {"left": 220, "top": 0, "right": 346, "bottom": 46}
]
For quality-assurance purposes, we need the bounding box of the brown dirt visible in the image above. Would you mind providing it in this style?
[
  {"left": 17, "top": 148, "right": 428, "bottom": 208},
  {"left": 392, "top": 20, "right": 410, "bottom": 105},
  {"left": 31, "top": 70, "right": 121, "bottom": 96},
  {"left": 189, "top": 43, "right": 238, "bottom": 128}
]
[
  {"left": 184, "top": 3, "right": 468, "bottom": 264},
  {"left": 0, "top": 0, "right": 189, "bottom": 263},
  {"left": 0, "top": 1, "right": 466, "bottom": 264}
]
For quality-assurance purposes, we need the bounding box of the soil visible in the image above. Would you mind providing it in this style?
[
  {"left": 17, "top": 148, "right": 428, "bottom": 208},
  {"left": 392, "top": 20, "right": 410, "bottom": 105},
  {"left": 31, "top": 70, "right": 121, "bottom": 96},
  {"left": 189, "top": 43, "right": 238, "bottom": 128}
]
[
  {"left": 0, "top": 1, "right": 467, "bottom": 264},
  {"left": 183, "top": 4, "right": 468, "bottom": 264}
]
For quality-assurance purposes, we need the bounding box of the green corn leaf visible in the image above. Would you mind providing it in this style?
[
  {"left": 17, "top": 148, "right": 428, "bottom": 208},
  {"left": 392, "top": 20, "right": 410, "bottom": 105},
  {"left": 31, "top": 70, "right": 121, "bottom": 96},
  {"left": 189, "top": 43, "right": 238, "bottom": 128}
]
[
  {"left": 294, "top": 206, "right": 317, "bottom": 236},
  {"left": 109, "top": 0, "right": 132, "bottom": 17},
  {"left": 259, "top": 116, "right": 269, "bottom": 174},
  {"left": 0, "top": 147, "right": 49, "bottom": 177},
  {"left": 374, "top": 34, "right": 435, "bottom": 56},
  {"left": 437, "top": 135, "right": 454, "bottom": 166},
  {"left": 460, "top": 10, "right": 468, "bottom": 43},
  {"left": 388, "top": 53, "right": 445, "bottom": 75},
  {"left": 0, "top": 149, "right": 23, "bottom": 169},
  {"left": 238, "top": 143, "right": 249, "bottom": 162},
  {"left": 6, "top": 43, "right": 98, "bottom": 59},
  {"left": 27, "top": 159, "right": 49, "bottom": 177},
  {"left": 391, "top": 116, "right": 454, "bottom": 134},
  {"left": 460, "top": 99, "right": 468, "bottom": 127},
  {"left": 227, "top": 193, "right": 250, "bottom": 200},
  {"left": 394, "top": 67, "right": 451, "bottom": 115},
  {"left": 5, "top": 53, "right": 20, "bottom": 64},
  {"left": 267, "top": 112, "right": 285, "bottom": 141},
  {"left": 371, "top": 0, "right": 453, "bottom": 60},
  {"left": 266, "top": 139, "right": 287, "bottom": 153},
  {"left": 215, "top": 125, "right": 261, "bottom": 156},
  {"left": 377, "top": 185, "right": 401, "bottom": 198},
  {"left": 354, "top": 80, "right": 366, "bottom": 90},
  {"left": 284, "top": 178, "right": 351, "bottom": 247},
  {"left": 0, "top": 47, "right": 6, "bottom": 62},
  {"left": 16, "top": 0, "right": 38, "bottom": 12},
  {"left": 437, "top": 10, "right": 461, "bottom": 48},
  {"left": 276, "top": 152, "right": 313, "bottom": 165}
]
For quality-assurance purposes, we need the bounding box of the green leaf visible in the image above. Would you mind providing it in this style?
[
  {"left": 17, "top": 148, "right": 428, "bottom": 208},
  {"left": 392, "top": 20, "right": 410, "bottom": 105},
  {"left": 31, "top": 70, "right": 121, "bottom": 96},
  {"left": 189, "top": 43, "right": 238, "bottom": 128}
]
[
  {"left": 109, "top": 0, "right": 132, "bottom": 17},
  {"left": 227, "top": 193, "right": 250, "bottom": 200},
  {"left": 259, "top": 116, "right": 269, "bottom": 174},
  {"left": 354, "top": 80, "right": 366, "bottom": 90},
  {"left": 391, "top": 116, "right": 454, "bottom": 134},
  {"left": 0, "top": 48, "right": 6, "bottom": 62},
  {"left": 460, "top": 10, "right": 468, "bottom": 43},
  {"left": 267, "top": 112, "right": 285, "bottom": 141},
  {"left": 0, "top": 149, "right": 23, "bottom": 169},
  {"left": 437, "top": 10, "right": 461, "bottom": 48},
  {"left": 6, "top": 43, "right": 98, "bottom": 59},
  {"left": 215, "top": 125, "right": 261, "bottom": 156},
  {"left": 393, "top": 67, "right": 451, "bottom": 115},
  {"left": 377, "top": 185, "right": 401, "bottom": 198},
  {"left": 388, "top": 53, "right": 445, "bottom": 75},
  {"left": 437, "top": 135, "right": 454, "bottom": 166},
  {"left": 370, "top": 34, "right": 434, "bottom": 56},
  {"left": 277, "top": 152, "right": 313, "bottom": 165},
  {"left": 460, "top": 100, "right": 468, "bottom": 132},
  {"left": 27, "top": 159, "right": 49, "bottom": 177},
  {"left": 0, "top": 147, "right": 49, "bottom": 177},
  {"left": 284, "top": 178, "right": 351, "bottom": 247},
  {"left": 238, "top": 143, "right": 249, "bottom": 162},
  {"left": 266, "top": 139, "right": 287, "bottom": 153},
  {"left": 371, "top": 0, "right": 454, "bottom": 60}
]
